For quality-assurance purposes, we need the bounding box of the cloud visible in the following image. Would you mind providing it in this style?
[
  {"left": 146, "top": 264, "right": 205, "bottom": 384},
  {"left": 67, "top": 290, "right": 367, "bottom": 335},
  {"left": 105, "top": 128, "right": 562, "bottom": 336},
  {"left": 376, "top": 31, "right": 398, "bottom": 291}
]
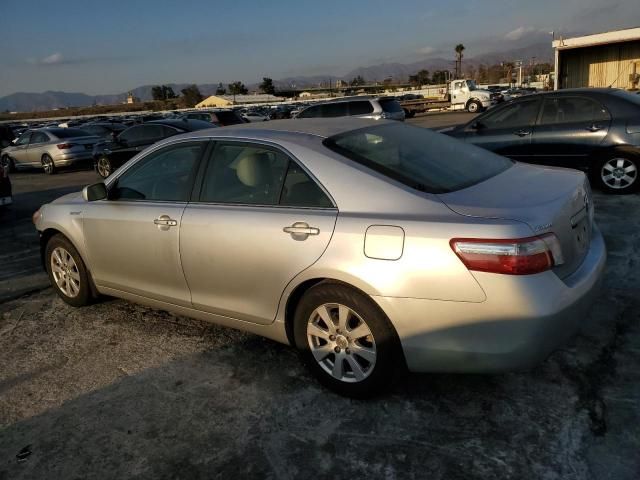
[
  {"left": 417, "top": 46, "right": 436, "bottom": 56},
  {"left": 505, "top": 27, "right": 536, "bottom": 41},
  {"left": 42, "top": 52, "right": 63, "bottom": 64}
]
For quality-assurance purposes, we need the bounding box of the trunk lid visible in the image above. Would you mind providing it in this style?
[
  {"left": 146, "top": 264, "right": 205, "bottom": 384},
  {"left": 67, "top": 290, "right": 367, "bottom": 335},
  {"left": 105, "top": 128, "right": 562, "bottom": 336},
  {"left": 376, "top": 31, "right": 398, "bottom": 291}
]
[{"left": 438, "top": 162, "right": 593, "bottom": 279}]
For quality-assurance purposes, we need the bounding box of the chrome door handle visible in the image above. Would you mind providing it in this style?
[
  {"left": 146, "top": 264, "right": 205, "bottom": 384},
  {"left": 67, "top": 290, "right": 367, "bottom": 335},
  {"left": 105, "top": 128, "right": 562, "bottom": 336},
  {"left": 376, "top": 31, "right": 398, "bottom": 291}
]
[
  {"left": 586, "top": 124, "right": 603, "bottom": 132},
  {"left": 154, "top": 215, "right": 178, "bottom": 228},
  {"left": 283, "top": 222, "right": 319, "bottom": 240},
  {"left": 514, "top": 129, "right": 531, "bottom": 137}
]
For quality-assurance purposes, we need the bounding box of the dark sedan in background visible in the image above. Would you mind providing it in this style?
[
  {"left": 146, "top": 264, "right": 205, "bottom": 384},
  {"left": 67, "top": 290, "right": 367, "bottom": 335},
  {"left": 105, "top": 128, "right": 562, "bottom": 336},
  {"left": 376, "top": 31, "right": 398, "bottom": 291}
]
[
  {"left": 81, "top": 122, "right": 127, "bottom": 140},
  {"left": 92, "top": 118, "right": 215, "bottom": 178},
  {"left": 446, "top": 88, "right": 640, "bottom": 193}
]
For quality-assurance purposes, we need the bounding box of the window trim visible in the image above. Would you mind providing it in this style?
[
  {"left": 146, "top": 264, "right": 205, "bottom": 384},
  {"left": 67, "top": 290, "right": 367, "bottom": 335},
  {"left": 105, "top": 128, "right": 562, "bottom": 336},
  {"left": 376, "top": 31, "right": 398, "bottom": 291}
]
[
  {"left": 191, "top": 139, "right": 337, "bottom": 210},
  {"left": 105, "top": 139, "right": 210, "bottom": 204}
]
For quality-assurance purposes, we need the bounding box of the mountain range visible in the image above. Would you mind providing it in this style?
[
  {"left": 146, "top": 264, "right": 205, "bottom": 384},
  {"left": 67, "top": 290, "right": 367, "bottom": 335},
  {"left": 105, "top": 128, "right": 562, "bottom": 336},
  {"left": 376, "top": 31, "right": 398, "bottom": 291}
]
[{"left": 0, "top": 42, "right": 552, "bottom": 112}]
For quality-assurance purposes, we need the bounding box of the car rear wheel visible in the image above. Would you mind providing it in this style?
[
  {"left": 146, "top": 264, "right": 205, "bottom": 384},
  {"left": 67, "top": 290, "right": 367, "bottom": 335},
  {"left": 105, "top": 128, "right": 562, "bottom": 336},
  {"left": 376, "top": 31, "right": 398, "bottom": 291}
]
[
  {"left": 467, "top": 100, "right": 482, "bottom": 113},
  {"left": 45, "top": 234, "right": 92, "bottom": 307},
  {"left": 41, "top": 154, "right": 56, "bottom": 175},
  {"left": 97, "top": 156, "right": 112, "bottom": 178},
  {"left": 294, "top": 283, "right": 400, "bottom": 397},
  {"left": 597, "top": 155, "right": 638, "bottom": 194}
]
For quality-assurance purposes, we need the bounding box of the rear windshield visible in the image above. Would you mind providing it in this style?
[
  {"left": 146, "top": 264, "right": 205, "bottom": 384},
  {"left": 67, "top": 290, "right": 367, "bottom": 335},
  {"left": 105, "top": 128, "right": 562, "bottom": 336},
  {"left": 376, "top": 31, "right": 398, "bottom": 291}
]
[
  {"left": 323, "top": 123, "right": 513, "bottom": 194},
  {"left": 379, "top": 98, "right": 403, "bottom": 113},
  {"left": 49, "top": 128, "right": 92, "bottom": 138},
  {"left": 215, "top": 111, "right": 245, "bottom": 125}
]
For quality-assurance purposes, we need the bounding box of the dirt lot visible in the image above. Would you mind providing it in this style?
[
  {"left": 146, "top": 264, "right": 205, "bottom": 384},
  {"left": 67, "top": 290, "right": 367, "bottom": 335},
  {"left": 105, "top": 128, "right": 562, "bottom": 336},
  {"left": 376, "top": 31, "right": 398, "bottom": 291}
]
[{"left": 0, "top": 117, "right": 639, "bottom": 479}]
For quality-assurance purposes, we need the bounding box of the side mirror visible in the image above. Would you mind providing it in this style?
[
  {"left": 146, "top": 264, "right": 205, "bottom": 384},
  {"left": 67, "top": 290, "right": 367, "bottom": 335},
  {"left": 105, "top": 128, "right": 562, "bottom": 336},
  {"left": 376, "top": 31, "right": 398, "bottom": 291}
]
[
  {"left": 470, "top": 121, "right": 486, "bottom": 131},
  {"left": 82, "top": 182, "right": 107, "bottom": 202}
]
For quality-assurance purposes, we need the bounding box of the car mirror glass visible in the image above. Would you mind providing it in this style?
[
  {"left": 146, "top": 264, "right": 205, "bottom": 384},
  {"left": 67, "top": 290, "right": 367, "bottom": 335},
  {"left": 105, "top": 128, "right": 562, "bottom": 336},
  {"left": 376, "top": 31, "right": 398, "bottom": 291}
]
[{"left": 82, "top": 182, "right": 107, "bottom": 202}]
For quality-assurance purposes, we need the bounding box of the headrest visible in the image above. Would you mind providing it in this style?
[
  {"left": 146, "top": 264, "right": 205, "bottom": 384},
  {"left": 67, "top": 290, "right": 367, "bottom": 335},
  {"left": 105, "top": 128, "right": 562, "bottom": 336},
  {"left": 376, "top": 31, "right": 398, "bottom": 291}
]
[{"left": 236, "top": 152, "right": 270, "bottom": 187}]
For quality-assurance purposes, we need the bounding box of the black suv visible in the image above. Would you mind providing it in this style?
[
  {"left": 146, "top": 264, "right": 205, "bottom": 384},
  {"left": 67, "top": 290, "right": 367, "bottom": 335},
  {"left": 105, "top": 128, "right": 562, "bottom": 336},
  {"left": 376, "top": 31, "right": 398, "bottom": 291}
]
[{"left": 92, "top": 119, "right": 214, "bottom": 178}]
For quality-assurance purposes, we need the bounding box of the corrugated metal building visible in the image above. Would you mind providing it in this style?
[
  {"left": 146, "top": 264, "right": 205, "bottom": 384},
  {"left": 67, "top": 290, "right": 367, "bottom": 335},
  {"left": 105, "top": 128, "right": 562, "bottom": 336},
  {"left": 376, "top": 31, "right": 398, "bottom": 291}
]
[{"left": 553, "top": 27, "right": 640, "bottom": 90}]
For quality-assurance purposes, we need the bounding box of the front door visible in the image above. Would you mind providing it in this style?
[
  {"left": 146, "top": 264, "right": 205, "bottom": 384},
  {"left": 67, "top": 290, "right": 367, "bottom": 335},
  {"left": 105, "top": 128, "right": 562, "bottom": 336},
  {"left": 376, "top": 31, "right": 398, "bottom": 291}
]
[
  {"left": 529, "top": 95, "right": 611, "bottom": 169},
  {"left": 464, "top": 97, "right": 541, "bottom": 162},
  {"left": 83, "top": 140, "right": 207, "bottom": 306},
  {"left": 9, "top": 132, "right": 32, "bottom": 167},
  {"left": 180, "top": 141, "right": 338, "bottom": 325}
]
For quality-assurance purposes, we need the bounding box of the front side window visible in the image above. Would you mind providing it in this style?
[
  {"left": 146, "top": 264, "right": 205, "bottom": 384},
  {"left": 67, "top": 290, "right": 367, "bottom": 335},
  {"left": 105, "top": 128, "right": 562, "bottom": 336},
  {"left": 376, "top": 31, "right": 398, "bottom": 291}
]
[
  {"left": 110, "top": 142, "right": 205, "bottom": 202},
  {"left": 478, "top": 99, "right": 540, "bottom": 129},
  {"left": 199, "top": 143, "right": 288, "bottom": 205},
  {"left": 540, "top": 97, "right": 610, "bottom": 125},
  {"left": 324, "top": 123, "right": 512, "bottom": 194},
  {"left": 320, "top": 103, "right": 348, "bottom": 117},
  {"left": 16, "top": 133, "right": 31, "bottom": 145}
]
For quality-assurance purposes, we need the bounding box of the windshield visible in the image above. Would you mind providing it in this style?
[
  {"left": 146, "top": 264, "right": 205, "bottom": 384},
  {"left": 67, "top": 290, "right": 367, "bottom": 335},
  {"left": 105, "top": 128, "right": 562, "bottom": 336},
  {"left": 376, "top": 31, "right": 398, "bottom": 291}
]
[
  {"left": 466, "top": 80, "right": 478, "bottom": 91},
  {"left": 324, "top": 123, "right": 512, "bottom": 194}
]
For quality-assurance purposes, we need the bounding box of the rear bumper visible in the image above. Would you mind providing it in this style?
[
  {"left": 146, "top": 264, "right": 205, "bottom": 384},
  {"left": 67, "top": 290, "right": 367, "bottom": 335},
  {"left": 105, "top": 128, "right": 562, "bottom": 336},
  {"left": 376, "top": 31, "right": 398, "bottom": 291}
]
[
  {"left": 52, "top": 151, "right": 94, "bottom": 166},
  {"left": 374, "top": 226, "right": 607, "bottom": 373}
]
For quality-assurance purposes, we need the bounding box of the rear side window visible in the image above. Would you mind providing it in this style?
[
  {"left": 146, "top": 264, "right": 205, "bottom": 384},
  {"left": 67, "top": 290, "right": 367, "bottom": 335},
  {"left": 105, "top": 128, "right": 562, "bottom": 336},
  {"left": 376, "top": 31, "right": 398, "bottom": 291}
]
[
  {"left": 320, "top": 103, "right": 348, "bottom": 117},
  {"left": 379, "top": 99, "right": 403, "bottom": 113},
  {"left": 214, "top": 111, "right": 244, "bottom": 125},
  {"left": 280, "top": 162, "right": 333, "bottom": 208},
  {"left": 30, "top": 132, "right": 49, "bottom": 143},
  {"left": 349, "top": 101, "right": 374, "bottom": 115},
  {"left": 324, "top": 123, "right": 512, "bottom": 194},
  {"left": 540, "top": 97, "right": 610, "bottom": 125}
]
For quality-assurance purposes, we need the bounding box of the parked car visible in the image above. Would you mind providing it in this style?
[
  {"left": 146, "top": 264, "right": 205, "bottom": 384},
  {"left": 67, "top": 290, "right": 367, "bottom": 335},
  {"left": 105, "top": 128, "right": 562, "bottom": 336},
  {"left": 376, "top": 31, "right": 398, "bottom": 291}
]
[
  {"left": 296, "top": 97, "right": 405, "bottom": 121},
  {"left": 34, "top": 118, "right": 605, "bottom": 397},
  {"left": 81, "top": 122, "right": 127, "bottom": 139},
  {"left": 92, "top": 119, "right": 215, "bottom": 178},
  {"left": 445, "top": 88, "right": 640, "bottom": 194},
  {"left": 241, "top": 112, "right": 270, "bottom": 122},
  {"left": 182, "top": 110, "right": 246, "bottom": 127},
  {"left": 1, "top": 128, "right": 100, "bottom": 174},
  {"left": 0, "top": 161, "right": 11, "bottom": 206}
]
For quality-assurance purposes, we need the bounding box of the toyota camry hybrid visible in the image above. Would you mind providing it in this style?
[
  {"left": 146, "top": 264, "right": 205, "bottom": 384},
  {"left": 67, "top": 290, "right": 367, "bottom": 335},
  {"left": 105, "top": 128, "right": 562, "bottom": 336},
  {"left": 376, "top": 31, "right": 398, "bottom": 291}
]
[{"left": 33, "top": 119, "right": 606, "bottom": 397}]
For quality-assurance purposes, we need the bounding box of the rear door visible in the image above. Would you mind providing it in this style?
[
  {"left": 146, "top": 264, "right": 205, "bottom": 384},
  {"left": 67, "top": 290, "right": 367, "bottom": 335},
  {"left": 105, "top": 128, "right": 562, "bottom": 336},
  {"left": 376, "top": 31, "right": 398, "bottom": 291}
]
[
  {"left": 26, "top": 131, "right": 51, "bottom": 164},
  {"left": 180, "top": 141, "right": 337, "bottom": 325},
  {"left": 463, "top": 97, "right": 541, "bottom": 162},
  {"left": 529, "top": 95, "right": 611, "bottom": 168}
]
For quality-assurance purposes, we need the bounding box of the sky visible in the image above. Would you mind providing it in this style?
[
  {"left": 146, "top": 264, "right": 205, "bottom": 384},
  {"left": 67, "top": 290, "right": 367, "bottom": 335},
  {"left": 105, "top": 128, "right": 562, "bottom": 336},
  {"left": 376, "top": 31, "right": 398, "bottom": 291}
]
[{"left": 0, "top": 0, "right": 638, "bottom": 97}]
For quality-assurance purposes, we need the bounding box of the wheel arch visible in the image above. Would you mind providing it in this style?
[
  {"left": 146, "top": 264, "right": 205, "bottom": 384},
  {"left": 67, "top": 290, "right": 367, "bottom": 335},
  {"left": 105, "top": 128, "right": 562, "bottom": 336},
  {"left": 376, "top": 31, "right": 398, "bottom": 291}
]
[
  {"left": 40, "top": 228, "right": 99, "bottom": 298},
  {"left": 282, "top": 277, "right": 404, "bottom": 361}
]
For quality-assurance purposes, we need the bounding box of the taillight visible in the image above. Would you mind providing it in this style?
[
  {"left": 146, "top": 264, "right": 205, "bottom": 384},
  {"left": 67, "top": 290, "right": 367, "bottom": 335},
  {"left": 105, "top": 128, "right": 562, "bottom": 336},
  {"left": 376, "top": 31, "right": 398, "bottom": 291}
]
[
  {"left": 56, "top": 143, "right": 76, "bottom": 149},
  {"left": 450, "top": 234, "right": 564, "bottom": 275}
]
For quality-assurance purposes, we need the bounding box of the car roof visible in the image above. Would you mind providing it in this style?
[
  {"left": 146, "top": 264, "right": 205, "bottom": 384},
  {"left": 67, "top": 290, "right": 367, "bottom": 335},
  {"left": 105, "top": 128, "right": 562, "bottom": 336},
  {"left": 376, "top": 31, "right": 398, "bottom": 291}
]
[
  {"left": 146, "top": 118, "right": 213, "bottom": 130},
  {"left": 196, "top": 118, "right": 388, "bottom": 139}
]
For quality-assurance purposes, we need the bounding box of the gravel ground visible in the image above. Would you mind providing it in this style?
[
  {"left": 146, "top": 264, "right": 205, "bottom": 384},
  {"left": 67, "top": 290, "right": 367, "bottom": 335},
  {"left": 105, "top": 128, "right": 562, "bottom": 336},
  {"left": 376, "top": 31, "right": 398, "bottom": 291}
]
[{"left": 0, "top": 124, "right": 638, "bottom": 479}]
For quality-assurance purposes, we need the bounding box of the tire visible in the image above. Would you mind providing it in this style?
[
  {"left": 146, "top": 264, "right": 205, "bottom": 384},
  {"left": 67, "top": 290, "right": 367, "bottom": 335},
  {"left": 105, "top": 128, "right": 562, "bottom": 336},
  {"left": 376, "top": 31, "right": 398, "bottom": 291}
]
[
  {"left": 596, "top": 154, "right": 639, "bottom": 194},
  {"left": 96, "top": 156, "right": 112, "bottom": 178},
  {"left": 293, "top": 282, "right": 401, "bottom": 398},
  {"left": 41, "top": 154, "right": 56, "bottom": 175},
  {"left": 467, "top": 100, "right": 482, "bottom": 113},
  {"left": 45, "top": 234, "right": 92, "bottom": 307}
]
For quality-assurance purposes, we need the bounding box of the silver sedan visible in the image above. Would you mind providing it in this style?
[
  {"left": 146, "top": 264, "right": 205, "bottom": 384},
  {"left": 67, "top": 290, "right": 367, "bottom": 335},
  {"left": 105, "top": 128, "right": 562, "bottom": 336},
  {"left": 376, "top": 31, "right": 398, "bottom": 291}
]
[
  {"left": 33, "top": 119, "right": 606, "bottom": 397},
  {"left": 1, "top": 127, "right": 99, "bottom": 174}
]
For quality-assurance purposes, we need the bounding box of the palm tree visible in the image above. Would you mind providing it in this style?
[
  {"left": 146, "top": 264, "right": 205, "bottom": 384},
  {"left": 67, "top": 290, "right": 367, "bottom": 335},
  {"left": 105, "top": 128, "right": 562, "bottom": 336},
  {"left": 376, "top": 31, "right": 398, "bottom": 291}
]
[{"left": 455, "top": 44, "right": 465, "bottom": 78}]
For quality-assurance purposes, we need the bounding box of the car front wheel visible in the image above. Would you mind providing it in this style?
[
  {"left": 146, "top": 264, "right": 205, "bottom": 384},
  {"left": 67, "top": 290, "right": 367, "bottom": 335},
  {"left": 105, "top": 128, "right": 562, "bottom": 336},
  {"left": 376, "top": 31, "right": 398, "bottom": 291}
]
[
  {"left": 45, "top": 234, "right": 92, "bottom": 307},
  {"left": 597, "top": 155, "right": 638, "bottom": 194},
  {"left": 294, "top": 283, "right": 401, "bottom": 397}
]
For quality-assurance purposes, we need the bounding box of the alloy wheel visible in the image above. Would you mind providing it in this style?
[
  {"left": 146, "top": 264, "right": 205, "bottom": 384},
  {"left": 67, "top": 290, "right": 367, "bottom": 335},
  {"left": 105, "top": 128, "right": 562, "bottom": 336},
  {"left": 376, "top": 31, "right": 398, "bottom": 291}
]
[
  {"left": 42, "top": 155, "right": 54, "bottom": 174},
  {"left": 601, "top": 157, "right": 637, "bottom": 190},
  {"left": 50, "top": 247, "right": 81, "bottom": 298},
  {"left": 97, "top": 157, "right": 111, "bottom": 178},
  {"left": 307, "top": 303, "right": 377, "bottom": 383}
]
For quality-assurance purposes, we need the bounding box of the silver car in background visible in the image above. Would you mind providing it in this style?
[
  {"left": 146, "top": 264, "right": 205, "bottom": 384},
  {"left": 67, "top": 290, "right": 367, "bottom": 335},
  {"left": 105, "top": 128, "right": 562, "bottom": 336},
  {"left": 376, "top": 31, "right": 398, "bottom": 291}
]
[
  {"left": 296, "top": 96, "right": 406, "bottom": 121},
  {"left": 33, "top": 119, "right": 605, "bottom": 397},
  {"left": 1, "top": 127, "right": 99, "bottom": 174}
]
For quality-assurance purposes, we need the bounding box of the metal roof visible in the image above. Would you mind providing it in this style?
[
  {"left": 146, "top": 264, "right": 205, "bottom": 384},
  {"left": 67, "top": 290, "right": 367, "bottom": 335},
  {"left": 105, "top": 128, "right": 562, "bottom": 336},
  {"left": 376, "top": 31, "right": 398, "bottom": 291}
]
[{"left": 552, "top": 27, "right": 640, "bottom": 50}]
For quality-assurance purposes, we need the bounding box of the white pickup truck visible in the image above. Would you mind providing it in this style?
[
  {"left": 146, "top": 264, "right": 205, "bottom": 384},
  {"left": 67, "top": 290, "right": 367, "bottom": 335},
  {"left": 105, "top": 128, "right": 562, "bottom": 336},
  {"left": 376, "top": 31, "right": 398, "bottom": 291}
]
[{"left": 399, "top": 79, "right": 495, "bottom": 116}]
